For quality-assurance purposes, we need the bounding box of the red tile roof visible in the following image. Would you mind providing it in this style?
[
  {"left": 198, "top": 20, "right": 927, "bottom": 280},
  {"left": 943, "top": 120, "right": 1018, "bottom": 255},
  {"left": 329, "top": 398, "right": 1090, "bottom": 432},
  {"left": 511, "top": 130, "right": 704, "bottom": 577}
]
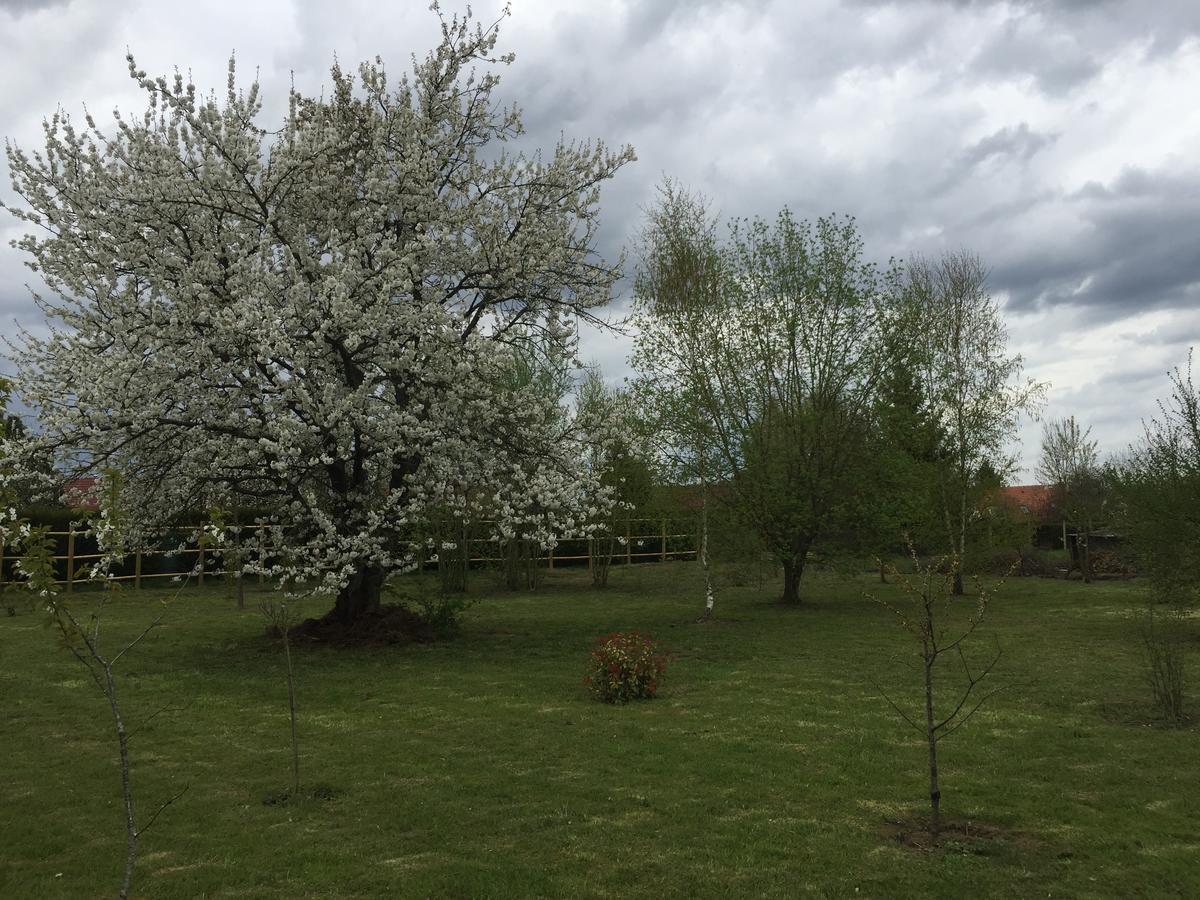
[
  {"left": 1001, "top": 484, "right": 1061, "bottom": 522},
  {"left": 62, "top": 476, "right": 100, "bottom": 509}
]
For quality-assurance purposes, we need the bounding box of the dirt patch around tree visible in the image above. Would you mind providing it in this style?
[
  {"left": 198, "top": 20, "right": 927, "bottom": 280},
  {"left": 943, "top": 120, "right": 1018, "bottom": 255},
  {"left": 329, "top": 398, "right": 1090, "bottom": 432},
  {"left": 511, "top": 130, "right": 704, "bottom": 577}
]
[
  {"left": 283, "top": 603, "right": 437, "bottom": 647},
  {"left": 878, "top": 817, "right": 1044, "bottom": 855}
]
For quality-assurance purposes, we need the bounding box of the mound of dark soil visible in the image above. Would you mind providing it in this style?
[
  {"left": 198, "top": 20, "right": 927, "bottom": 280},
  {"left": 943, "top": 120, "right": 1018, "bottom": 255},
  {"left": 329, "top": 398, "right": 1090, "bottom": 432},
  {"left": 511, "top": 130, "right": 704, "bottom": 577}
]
[{"left": 284, "top": 603, "right": 436, "bottom": 647}]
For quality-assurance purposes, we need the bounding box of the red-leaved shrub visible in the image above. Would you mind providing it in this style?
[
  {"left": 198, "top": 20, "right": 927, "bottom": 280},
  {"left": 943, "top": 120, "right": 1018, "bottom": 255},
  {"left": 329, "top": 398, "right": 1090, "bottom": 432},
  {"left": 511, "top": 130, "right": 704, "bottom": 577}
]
[{"left": 584, "top": 630, "right": 668, "bottom": 703}]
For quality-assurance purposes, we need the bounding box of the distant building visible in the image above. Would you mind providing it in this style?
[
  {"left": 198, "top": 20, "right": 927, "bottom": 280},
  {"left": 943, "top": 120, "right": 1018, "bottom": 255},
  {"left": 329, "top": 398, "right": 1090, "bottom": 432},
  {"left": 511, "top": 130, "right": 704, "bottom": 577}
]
[
  {"left": 1000, "top": 484, "right": 1065, "bottom": 548},
  {"left": 62, "top": 476, "right": 100, "bottom": 510}
]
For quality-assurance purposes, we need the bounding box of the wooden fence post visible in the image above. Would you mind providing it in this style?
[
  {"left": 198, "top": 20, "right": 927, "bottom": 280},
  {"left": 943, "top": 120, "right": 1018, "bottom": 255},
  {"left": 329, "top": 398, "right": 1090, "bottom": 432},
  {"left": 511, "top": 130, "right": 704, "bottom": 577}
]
[
  {"left": 66, "top": 527, "right": 76, "bottom": 593},
  {"left": 197, "top": 533, "right": 205, "bottom": 586},
  {"left": 548, "top": 542, "right": 554, "bottom": 570},
  {"left": 258, "top": 527, "right": 265, "bottom": 585},
  {"left": 661, "top": 517, "right": 668, "bottom": 563},
  {"left": 626, "top": 519, "right": 632, "bottom": 566},
  {"left": 0, "top": 539, "right": 6, "bottom": 588}
]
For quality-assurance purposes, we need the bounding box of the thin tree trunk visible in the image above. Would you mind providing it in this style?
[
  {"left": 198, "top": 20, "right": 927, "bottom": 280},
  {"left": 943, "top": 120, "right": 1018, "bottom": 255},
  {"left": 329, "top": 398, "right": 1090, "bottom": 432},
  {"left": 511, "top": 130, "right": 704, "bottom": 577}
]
[
  {"left": 592, "top": 535, "right": 613, "bottom": 588},
  {"left": 102, "top": 662, "right": 137, "bottom": 899},
  {"left": 1080, "top": 529, "right": 1091, "bottom": 583},
  {"left": 953, "top": 470, "right": 967, "bottom": 595},
  {"left": 699, "top": 490, "right": 715, "bottom": 619},
  {"left": 924, "top": 655, "right": 941, "bottom": 839},
  {"left": 282, "top": 627, "right": 299, "bottom": 797}
]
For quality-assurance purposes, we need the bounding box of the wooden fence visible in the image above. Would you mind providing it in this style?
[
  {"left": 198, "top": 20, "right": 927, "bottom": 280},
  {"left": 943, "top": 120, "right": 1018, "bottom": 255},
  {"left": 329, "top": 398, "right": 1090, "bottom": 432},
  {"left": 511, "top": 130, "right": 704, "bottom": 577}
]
[{"left": 0, "top": 518, "right": 698, "bottom": 591}]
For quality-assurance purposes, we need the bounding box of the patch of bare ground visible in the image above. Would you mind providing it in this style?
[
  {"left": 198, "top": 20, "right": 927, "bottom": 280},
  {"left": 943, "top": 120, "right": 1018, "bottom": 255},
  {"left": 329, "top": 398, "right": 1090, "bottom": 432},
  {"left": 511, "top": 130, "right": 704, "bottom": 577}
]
[
  {"left": 878, "top": 817, "right": 1044, "bottom": 855},
  {"left": 280, "top": 604, "right": 437, "bottom": 647}
]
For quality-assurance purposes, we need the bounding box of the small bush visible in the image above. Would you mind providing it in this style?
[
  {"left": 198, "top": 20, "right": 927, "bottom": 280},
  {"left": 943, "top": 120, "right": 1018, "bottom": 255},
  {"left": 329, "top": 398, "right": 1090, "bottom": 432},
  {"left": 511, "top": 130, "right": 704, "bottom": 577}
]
[
  {"left": 411, "top": 591, "right": 475, "bottom": 638},
  {"left": 1139, "top": 608, "right": 1188, "bottom": 724},
  {"left": 584, "top": 631, "right": 668, "bottom": 703}
]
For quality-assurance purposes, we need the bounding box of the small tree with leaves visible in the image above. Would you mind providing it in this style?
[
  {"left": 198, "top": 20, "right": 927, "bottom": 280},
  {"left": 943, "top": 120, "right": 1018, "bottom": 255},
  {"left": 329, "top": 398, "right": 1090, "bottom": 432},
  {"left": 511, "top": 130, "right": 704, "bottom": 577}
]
[
  {"left": 904, "top": 252, "right": 1045, "bottom": 594},
  {"left": 872, "top": 544, "right": 1004, "bottom": 839},
  {"left": 1038, "top": 416, "right": 1104, "bottom": 581},
  {"left": 630, "top": 180, "right": 725, "bottom": 617},
  {"left": 1110, "top": 352, "right": 1200, "bottom": 721}
]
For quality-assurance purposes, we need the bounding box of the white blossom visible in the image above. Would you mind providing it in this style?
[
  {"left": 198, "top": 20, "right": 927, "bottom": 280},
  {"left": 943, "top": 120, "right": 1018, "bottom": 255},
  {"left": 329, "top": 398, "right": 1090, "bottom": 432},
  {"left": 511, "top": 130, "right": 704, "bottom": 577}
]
[{"left": 3, "top": 10, "right": 634, "bottom": 620}]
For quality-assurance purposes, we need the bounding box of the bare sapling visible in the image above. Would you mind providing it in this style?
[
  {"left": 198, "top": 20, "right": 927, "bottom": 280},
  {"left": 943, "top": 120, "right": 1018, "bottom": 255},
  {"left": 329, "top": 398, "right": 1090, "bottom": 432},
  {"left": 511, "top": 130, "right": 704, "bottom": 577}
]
[
  {"left": 48, "top": 583, "right": 189, "bottom": 899},
  {"left": 870, "top": 542, "right": 1005, "bottom": 839},
  {"left": 6, "top": 481, "right": 190, "bottom": 900},
  {"left": 261, "top": 597, "right": 302, "bottom": 799}
]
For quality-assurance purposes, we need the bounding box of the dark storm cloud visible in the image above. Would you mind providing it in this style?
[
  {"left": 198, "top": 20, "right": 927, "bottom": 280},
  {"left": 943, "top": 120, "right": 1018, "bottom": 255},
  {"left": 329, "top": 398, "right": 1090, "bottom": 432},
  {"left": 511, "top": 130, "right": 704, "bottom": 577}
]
[{"left": 986, "top": 168, "right": 1200, "bottom": 317}]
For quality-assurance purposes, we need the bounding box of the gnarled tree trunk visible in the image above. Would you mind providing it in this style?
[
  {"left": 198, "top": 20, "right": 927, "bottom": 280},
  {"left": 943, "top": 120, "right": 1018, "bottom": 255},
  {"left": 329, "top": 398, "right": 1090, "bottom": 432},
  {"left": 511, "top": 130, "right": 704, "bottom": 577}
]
[
  {"left": 781, "top": 552, "right": 806, "bottom": 605},
  {"left": 331, "top": 564, "right": 384, "bottom": 623}
]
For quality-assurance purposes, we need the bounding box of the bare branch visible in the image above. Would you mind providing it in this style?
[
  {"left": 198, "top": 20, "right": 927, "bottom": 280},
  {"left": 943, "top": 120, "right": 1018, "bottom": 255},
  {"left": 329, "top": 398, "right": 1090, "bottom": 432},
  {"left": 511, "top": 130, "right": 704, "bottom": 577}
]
[{"left": 135, "top": 783, "right": 190, "bottom": 839}]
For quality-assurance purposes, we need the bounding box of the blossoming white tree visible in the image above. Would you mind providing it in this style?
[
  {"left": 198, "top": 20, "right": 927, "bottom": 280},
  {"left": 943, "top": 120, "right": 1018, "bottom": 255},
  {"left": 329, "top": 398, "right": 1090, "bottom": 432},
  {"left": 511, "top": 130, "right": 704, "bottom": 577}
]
[{"left": 3, "top": 8, "right": 634, "bottom": 626}]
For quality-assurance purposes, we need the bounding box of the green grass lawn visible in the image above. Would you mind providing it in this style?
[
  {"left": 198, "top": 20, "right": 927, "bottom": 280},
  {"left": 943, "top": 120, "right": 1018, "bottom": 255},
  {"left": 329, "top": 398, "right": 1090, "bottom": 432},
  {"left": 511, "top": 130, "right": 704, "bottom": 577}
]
[{"left": 1, "top": 563, "right": 1196, "bottom": 899}]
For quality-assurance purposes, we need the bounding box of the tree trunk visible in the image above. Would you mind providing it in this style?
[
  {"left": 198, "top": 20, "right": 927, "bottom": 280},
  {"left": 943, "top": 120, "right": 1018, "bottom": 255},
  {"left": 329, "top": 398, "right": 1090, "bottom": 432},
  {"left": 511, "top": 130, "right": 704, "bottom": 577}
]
[
  {"left": 282, "top": 625, "right": 299, "bottom": 797},
  {"left": 952, "top": 570, "right": 964, "bottom": 596},
  {"left": 698, "top": 475, "right": 715, "bottom": 620},
  {"left": 924, "top": 657, "right": 941, "bottom": 839},
  {"left": 1080, "top": 529, "right": 1091, "bottom": 583},
  {"left": 781, "top": 554, "right": 805, "bottom": 605},
  {"left": 103, "top": 662, "right": 137, "bottom": 900},
  {"left": 332, "top": 564, "right": 384, "bottom": 623},
  {"left": 591, "top": 535, "right": 612, "bottom": 588}
]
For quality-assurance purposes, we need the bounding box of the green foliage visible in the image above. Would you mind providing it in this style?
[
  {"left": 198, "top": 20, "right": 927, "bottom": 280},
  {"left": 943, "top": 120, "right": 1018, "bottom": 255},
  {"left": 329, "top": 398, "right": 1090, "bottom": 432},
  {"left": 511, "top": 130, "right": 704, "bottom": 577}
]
[
  {"left": 584, "top": 630, "right": 668, "bottom": 703},
  {"left": 1110, "top": 353, "right": 1200, "bottom": 607},
  {"left": 2, "top": 523, "right": 59, "bottom": 615},
  {"left": 859, "top": 343, "right": 948, "bottom": 557},
  {"left": 901, "top": 252, "right": 1045, "bottom": 588},
  {"left": 0, "top": 375, "right": 24, "bottom": 441}
]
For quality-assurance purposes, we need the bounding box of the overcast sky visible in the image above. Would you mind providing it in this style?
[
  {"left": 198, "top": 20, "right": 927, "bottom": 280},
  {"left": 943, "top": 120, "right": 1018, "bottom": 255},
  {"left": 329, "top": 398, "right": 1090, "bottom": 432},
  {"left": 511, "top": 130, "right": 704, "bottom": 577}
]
[{"left": 2, "top": 0, "right": 1199, "bottom": 477}]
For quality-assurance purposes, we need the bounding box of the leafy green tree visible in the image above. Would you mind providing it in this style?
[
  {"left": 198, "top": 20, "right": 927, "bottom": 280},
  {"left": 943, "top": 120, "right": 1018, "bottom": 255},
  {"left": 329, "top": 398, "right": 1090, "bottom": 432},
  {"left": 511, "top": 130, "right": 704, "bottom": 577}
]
[
  {"left": 636, "top": 190, "right": 910, "bottom": 605},
  {"left": 630, "top": 181, "right": 725, "bottom": 616},
  {"left": 1112, "top": 353, "right": 1200, "bottom": 606},
  {"left": 904, "top": 251, "right": 1045, "bottom": 593},
  {"left": 859, "top": 336, "right": 948, "bottom": 576}
]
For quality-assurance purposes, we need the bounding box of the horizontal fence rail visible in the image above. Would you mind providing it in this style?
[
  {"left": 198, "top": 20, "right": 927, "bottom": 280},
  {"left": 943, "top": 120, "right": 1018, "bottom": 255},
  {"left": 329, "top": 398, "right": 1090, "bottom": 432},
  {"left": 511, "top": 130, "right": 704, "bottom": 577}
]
[{"left": 0, "top": 518, "right": 699, "bottom": 591}]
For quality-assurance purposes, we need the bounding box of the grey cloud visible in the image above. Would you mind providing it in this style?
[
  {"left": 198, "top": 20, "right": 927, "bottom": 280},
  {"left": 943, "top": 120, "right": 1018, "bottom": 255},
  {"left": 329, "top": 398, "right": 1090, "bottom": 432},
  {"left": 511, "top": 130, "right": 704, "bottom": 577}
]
[
  {"left": 967, "top": 15, "right": 1101, "bottom": 95},
  {"left": 0, "top": 0, "right": 70, "bottom": 15},
  {"left": 961, "top": 124, "right": 1057, "bottom": 168},
  {"left": 3, "top": 0, "right": 1200, "bottom": 463},
  {"left": 987, "top": 168, "right": 1200, "bottom": 317}
]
